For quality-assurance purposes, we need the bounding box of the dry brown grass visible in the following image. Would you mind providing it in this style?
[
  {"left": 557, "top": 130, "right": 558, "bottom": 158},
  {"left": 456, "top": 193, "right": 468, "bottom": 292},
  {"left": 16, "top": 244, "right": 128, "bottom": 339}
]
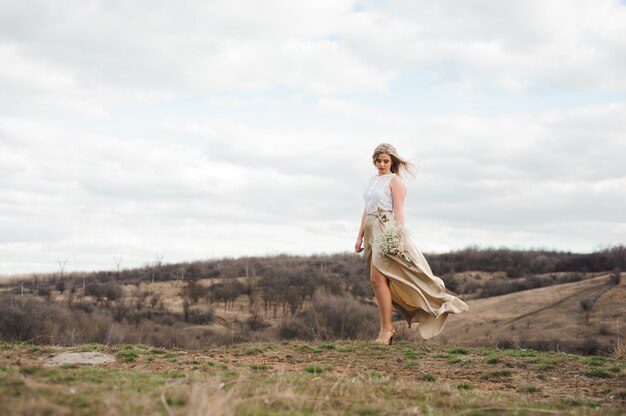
[
  {"left": 2, "top": 268, "right": 623, "bottom": 356},
  {"left": 613, "top": 334, "right": 625, "bottom": 360},
  {"left": 1, "top": 340, "right": 624, "bottom": 415},
  {"left": 422, "top": 273, "right": 625, "bottom": 355}
]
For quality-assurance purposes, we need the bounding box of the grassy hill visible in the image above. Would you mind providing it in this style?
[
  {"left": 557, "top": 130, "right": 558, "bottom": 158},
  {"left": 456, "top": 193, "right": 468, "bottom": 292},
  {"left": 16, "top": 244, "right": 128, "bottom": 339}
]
[
  {"left": 419, "top": 273, "right": 625, "bottom": 354},
  {"left": 1, "top": 340, "right": 624, "bottom": 415}
]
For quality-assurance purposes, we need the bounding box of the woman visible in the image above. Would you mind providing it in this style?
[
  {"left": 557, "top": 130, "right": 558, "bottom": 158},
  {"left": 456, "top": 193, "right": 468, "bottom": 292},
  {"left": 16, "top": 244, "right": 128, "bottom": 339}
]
[{"left": 355, "top": 143, "right": 469, "bottom": 345}]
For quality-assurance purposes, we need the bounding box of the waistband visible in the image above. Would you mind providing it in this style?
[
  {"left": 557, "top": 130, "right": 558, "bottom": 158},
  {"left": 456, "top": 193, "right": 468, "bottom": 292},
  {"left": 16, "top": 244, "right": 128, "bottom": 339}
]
[
  {"left": 367, "top": 207, "right": 393, "bottom": 216},
  {"left": 366, "top": 208, "right": 394, "bottom": 219}
]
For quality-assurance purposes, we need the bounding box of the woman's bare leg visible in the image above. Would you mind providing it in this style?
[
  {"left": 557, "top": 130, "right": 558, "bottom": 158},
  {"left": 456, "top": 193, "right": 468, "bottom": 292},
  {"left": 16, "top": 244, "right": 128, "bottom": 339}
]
[{"left": 370, "top": 265, "right": 393, "bottom": 331}]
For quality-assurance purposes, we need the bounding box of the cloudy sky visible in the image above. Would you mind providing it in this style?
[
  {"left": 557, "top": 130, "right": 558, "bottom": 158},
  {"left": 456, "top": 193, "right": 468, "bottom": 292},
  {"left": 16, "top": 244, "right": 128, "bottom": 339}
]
[{"left": 1, "top": 0, "right": 625, "bottom": 275}]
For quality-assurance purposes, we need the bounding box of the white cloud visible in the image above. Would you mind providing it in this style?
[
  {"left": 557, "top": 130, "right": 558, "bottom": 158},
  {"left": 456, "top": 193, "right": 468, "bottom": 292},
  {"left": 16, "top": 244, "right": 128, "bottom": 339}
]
[
  {"left": 3, "top": 0, "right": 623, "bottom": 116},
  {"left": 0, "top": 1, "right": 625, "bottom": 274},
  {"left": 2, "top": 99, "right": 625, "bottom": 274},
  {"left": 342, "top": 0, "right": 626, "bottom": 92}
]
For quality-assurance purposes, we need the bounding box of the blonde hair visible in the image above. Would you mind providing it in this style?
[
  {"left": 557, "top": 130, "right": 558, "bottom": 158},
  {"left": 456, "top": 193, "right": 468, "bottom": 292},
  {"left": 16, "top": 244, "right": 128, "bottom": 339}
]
[{"left": 372, "top": 143, "right": 416, "bottom": 180}]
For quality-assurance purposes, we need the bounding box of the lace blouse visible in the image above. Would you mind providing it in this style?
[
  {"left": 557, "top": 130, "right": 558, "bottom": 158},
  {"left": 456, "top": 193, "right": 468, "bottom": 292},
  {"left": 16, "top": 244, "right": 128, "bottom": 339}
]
[{"left": 363, "top": 173, "right": 402, "bottom": 214}]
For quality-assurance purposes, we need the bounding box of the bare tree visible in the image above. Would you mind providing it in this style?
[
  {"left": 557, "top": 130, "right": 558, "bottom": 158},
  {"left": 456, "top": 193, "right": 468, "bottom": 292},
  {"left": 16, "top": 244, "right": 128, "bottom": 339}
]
[
  {"left": 57, "top": 258, "right": 68, "bottom": 279},
  {"left": 32, "top": 274, "right": 39, "bottom": 296},
  {"left": 114, "top": 256, "right": 122, "bottom": 280},
  {"left": 153, "top": 254, "right": 164, "bottom": 283}
]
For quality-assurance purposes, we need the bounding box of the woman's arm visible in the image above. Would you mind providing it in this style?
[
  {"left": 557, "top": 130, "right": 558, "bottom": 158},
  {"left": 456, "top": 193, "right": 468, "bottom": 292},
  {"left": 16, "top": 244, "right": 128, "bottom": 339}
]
[
  {"left": 355, "top": 208, "right": 366, "bottom": 252},
  {"left": 390, "top": 176, "right": 406, "bottom": 225}
]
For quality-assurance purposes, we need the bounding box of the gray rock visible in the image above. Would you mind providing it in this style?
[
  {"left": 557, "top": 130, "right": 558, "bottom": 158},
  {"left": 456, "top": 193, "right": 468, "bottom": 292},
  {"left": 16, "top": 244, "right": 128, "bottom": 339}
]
[{"left": 45, "top": 352, "right": 116, "bottom": 367}]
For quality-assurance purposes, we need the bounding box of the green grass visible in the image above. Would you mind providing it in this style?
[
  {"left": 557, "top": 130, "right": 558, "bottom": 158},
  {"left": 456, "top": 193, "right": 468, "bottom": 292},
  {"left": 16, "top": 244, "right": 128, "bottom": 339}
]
[
  {"left": 421, "top": 373, "right": 435, "bottom": 382},
  {"left": 480, "top": 370, "right": 512, "bottom": 380},
  {"left": 448, "top": 355, "right": 464, "bottom": 364},
  {"left": 402, "top": 348, "right": 419, "bottom": 359},
  {"left": 304, "top": 364, "right": 333, "bottom": 374},
  {"left": 486, "top": 356, "right": 500, "bottom": 364},
  {"left": 584, "top": 368, "right": 613, "bottom": 378},
  {"left": 518, "top": 384, "right": 539, "bottom": 393},
  {"left": 368, "top": 371, "right": 384, "bottom": 380},
  {"left": 478, "top": 347, "right": 497, "bottom": 355},
  {"left": 304, "top": 365, "right": 324, "bottom": 374},
  {"left": 503, "top": 348, "right": 536, "bottom": 357},
  {"left": 163, "top": 370, "right": 185, "bottom": 379},
  {"left": 584, "top": 356, "right": 605, "bottom": 366},
  {"left": 249, "top": 364, "right": 270, "bottom": 370},
  {"left": 116, "top": 351, "right": 138, "bottom": 363},
  {"left": 78, "top": 344, "right": 102, "bottom": 353},
  {"left": 19, "top": 366, "right": 40, "bottom": 376}
]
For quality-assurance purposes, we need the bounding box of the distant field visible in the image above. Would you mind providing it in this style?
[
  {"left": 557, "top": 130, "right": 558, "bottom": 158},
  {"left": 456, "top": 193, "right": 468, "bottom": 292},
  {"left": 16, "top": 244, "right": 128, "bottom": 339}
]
[{"left": 0, "top": 340, "right": 624, "bottom": 415}]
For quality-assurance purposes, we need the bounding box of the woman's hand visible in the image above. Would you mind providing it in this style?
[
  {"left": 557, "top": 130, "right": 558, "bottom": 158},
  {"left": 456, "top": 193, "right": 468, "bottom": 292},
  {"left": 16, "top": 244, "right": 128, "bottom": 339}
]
[
  {"left": 355, "top": 237, "right": 364, "bottom": 253},
  {"left": 356, "top": 209, "right": 366, "bottom": 253}
]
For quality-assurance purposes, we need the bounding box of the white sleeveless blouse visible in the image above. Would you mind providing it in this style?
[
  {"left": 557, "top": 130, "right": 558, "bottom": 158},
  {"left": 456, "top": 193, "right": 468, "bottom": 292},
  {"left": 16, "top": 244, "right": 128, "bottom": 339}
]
[{"left": 363, "top": 173, "right": 398, "bottom": 214}]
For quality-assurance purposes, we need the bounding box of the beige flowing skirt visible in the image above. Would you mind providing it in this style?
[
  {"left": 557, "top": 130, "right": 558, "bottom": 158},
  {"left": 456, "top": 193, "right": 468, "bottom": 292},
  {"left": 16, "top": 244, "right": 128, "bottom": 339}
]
[{"left": 364, "top": 208, "right": 469, "bottom": 339}]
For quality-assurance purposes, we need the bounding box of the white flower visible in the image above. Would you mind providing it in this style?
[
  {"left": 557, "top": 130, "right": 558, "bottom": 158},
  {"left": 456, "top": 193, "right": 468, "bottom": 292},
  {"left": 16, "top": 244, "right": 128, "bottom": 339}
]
[{"left": 371, "top": 222, "right": 411, "bottom": 263}]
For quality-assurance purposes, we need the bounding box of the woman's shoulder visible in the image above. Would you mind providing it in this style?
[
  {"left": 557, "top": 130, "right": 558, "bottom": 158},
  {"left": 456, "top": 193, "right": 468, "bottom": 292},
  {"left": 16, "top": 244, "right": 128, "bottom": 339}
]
[{"left": 390, "top": 174, "right": 407, "bottom": 190}]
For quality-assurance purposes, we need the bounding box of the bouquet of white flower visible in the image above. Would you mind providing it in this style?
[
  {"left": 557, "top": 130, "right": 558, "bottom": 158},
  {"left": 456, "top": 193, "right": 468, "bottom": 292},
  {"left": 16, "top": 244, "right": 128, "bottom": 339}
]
[{"left": 371, "top": 222, "right": 412, "bottom": 263}]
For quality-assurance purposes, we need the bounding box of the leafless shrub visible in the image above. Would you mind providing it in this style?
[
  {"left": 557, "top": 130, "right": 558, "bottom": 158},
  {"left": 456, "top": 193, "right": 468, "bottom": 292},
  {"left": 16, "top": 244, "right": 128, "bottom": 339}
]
[
  {"left": 37, "top": 286, "right": 52, "bottom": 300},
  {"left": 72, "top": 301, "right": 94, "bottom": 314},
  {"left": 277, "top": 290, "right": 378, "bottom": 341},
  {"left": 580, "top": 298, "right": 593, "bottom": 312},
  {"left": 187, "top": 307, "right": 214, "bottom": 325},
  {"left": 247, "top": 310, "right": 270, "bottom": 331},
  {"left": 463, "top": 281, "right": 481, "bottom": 294},
  {"left": 612, "top": 335, "right": 625, "bottom": 359},
  {"left": 111, "top": 301, "right": 131, "bottom": 323},
  {"left": 148, "top": 292, "right": 162, "bottom": 309},
  {"left": 55, "top": 280, "right": 66, "bottom": 294},
  {"left": 180, "top": 279, "right": 208, "bottom": 305},
  {"left": 599, "top": 325, "right": 612, "bottom": 336},
  {"left": 610, "top": 268, "right": 621, "bottom": 285},
  {"left": 580, "top": 298, "right": 594, "bottom": 323},
  {"left": 580, "top": 338, "right": 601, "bottom": 355},
  {"left": 85, "top": 282, "right": 122, "bottom": 305},
  {"left": 0, "top": 295, "right": 111, "bottom": 345}
]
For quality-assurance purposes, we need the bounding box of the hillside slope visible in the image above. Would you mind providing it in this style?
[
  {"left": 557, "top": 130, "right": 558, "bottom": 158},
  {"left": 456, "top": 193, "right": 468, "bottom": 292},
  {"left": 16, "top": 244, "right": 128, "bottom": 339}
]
[{"left": 418, "top": 273, "right": 624, "bottom": 353}]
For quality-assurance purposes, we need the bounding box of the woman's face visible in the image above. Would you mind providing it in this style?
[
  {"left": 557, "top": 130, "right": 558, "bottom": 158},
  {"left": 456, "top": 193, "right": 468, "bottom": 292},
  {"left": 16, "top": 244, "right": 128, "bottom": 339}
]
[{"left": 374, "top": 152, "right": 393, "bottom": 175}]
